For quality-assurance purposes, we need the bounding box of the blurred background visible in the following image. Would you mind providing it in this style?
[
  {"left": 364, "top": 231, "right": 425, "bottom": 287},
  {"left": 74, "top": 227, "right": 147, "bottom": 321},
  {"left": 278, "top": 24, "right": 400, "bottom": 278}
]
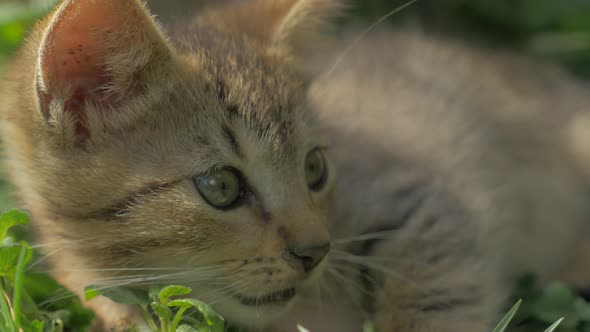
[
  {"left": 0, "top": 0, "right": 589, "bottom": 210},
  {"left": 1, "top": 0, "right": 590, "bottom": 77}
]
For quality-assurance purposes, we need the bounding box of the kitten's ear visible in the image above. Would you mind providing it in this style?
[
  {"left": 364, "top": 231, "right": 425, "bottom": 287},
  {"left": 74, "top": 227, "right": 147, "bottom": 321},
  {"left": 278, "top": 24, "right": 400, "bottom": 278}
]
[
  {"left": 206, "top": 0, "right": 345, "bottom": 58},
  {"left": 36, "top": 0, "right": 172, "bottom": 143},
  {"left": 268, "top": 0, "right": 345, "bottom": 56}
]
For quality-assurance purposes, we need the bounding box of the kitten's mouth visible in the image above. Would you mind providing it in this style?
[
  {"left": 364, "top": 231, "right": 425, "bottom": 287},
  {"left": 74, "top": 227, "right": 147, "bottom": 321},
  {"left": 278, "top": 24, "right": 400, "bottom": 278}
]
[{"left": 234, "top": 288, "right": 296, "bottom": 306}]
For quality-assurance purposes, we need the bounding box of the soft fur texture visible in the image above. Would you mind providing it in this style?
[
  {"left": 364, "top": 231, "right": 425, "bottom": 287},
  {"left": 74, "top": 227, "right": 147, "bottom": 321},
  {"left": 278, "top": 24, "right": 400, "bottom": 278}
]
[
  {"left": 2, "top": 0, "right": 340, "bottom": 330},
  {"left": 2, "top": 0, "right": 590, "bottom": 331},
  {"left": 295, "top": 29, "right": 590, "bottom": 331}
]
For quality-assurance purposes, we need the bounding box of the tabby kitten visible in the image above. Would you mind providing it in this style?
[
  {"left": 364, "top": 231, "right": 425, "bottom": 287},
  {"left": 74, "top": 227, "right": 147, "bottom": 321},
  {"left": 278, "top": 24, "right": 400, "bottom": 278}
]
[
  {"left": 3, "top": 0, "right": 590, "bottom": 331},
  {"left": 1, "top": 0, "right": 341, "bottom": 330}
]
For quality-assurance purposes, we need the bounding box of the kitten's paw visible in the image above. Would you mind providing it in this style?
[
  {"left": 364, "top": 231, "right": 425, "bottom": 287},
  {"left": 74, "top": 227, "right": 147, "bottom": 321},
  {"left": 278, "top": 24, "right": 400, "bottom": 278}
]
[{"left": 87, "top": 296, "right": 149, "bottom": 332}]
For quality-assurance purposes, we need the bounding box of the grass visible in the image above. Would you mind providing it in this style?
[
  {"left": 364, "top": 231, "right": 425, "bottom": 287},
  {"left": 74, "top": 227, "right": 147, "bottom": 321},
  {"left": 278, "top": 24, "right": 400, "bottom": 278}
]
[
  {"left": 0, "top": 0, "right": 590, "bottom": 331},
  {"left": 0, "top": 211, "right": 228, "bottom": 331}
]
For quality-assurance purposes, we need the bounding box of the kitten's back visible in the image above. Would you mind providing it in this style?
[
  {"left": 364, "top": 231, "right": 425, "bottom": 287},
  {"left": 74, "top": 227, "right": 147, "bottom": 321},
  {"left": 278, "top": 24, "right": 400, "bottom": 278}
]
[{"left": 311, "top": 28, "right": 590, "bottom": 281}]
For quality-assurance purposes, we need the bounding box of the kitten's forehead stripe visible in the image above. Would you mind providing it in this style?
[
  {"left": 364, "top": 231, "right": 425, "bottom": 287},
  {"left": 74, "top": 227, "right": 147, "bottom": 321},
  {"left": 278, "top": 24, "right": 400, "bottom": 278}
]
[
  {"left": 171, "top": 26, "right": 302, "bottom": 160},
  {"left": 222, "top": 125, "right": 243, "bottom": 158},
  {"left": 49, "top": 179, "right": 183, "bottom": 221}
]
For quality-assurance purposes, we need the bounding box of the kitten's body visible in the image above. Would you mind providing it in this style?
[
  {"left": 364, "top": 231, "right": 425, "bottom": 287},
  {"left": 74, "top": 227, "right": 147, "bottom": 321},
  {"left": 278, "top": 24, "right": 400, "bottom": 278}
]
[
  {"left": 2, "top": 1, "right": 590, "bottom": 331},
  {"left": 288, "top": 29, "right": 590, "bottom": 331}
]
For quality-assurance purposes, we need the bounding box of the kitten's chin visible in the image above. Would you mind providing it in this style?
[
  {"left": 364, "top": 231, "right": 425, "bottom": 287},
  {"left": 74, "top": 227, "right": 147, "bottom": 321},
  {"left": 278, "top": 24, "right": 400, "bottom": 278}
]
[{"left": 206, "top": 290, "right": 298, "bottom": 328}]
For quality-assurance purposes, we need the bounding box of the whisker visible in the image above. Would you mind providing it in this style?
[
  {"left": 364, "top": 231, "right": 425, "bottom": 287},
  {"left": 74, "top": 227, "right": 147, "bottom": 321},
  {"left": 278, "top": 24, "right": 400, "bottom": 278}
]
[
  {"left": 317, "top": 271, "right": 338, "bottom": 302},
  {"left": 39, "top": 289, "right": 80, "bottom": 307},
  {"left": 328, "top": 250, "right": 432, "bottom": 293},
  {"left": 328, "top": 264, "right": 372, "bottom": 299},
  {"left": 27, "top": 245, "right": 73, "bottom": 271},
  {"left": 330, "top": 249, "right": 431, "bottom": 267},
  {"left": 51, "top": 267, "right": 186, "bottom": 272},
  {"left": 203, "top": 279, "right": 258, "bottom": 306},
  {"left": 326, "top": 267, "right": 368, "bottom": 317},
  {"left": 38, "top": 264, "right": 231, "bottom": 306},
  {"left": 332, "top": 231, "right": 397, "bottom": 245},
  {"left": 29, "top": 237, "right": 99, "bottom": 249},
  {"left": 324, "top": 0, "right": 419, "bottom": 78}
]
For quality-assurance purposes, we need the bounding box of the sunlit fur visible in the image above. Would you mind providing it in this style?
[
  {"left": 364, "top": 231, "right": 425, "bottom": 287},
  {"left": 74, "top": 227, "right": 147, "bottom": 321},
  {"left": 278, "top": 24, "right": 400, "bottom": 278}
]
[{"left": 0, "top": 0, "right": 341, "bottom": 330}]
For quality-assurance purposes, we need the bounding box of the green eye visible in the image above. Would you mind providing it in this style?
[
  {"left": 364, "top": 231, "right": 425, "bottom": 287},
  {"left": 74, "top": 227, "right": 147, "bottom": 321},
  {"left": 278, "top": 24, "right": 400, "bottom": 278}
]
[
  {"left": 194, "top": 168, "right": 241, "bottom": 209},
  {"left": 305, "top": 148, "right": 328, "bottom": 191}
]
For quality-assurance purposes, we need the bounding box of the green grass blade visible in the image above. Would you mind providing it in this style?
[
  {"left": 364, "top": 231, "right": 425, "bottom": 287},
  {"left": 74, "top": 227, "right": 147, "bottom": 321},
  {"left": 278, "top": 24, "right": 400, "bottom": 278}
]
[
  {"left": 493, "top": 299, "right": 522, "bottom": 332},
  {"left": 543, "top": 317, "right": 564, "bottom": 332},
  {"left": 12, "top": 245, "right": 28, "bottom": 331},
  {"left": 170, "top": 306, "right": 189, "bottom": 332},
  {"left": 0, "top": 284, "right": 15, "bottom": 331}
]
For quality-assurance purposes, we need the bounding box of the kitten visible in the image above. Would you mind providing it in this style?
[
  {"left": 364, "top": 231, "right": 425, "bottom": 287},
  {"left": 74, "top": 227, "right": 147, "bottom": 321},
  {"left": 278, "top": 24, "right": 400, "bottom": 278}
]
[
  {"left": 1, "top": 0, "right": 342, "bottom": 330},
  {"left": 2, "top": 0, "right": 590, "bottom": 332}
]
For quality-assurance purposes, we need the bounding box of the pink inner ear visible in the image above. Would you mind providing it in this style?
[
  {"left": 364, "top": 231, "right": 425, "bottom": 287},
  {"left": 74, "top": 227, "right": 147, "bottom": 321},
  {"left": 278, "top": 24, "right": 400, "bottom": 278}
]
[
  {"left": 44, "top": 30, "right": 110, "bottom": 100},
  {"left": 41, "top": 1, "right": 128, "bottom": 99},
  {"left": 37, "top": 0, "right": 158, "bottom": 142}
]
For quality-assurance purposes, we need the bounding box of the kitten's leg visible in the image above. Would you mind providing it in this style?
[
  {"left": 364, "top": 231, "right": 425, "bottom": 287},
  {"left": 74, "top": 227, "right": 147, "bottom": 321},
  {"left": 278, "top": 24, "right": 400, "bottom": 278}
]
[
  {"left": 370, "top": 260, "right": 500, "bottom": 331},
  {"left": 48, "top": 252, "right": 149, "bottom": 332},
  {"left": 362, "top": 196, "right": 505, "bottom": 332},
  {"left": 87, "top": 297, "right": 148, "bottom": 332}
]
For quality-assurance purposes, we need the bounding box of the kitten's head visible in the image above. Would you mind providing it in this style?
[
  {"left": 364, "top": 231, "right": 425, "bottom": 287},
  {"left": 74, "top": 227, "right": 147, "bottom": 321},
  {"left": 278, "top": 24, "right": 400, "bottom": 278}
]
[{"left": 28, "top": 0, "right": 341, "bottom": 326}]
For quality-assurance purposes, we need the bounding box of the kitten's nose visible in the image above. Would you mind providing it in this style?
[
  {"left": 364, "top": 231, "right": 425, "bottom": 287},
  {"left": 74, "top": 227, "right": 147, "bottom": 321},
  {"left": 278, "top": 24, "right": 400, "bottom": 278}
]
[{"left": 289, "top": 243, "right": 330, "bottom": 273}]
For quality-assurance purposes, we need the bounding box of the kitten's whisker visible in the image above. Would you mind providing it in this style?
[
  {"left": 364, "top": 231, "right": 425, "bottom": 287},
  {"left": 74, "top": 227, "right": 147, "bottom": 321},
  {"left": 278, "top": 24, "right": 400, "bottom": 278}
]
[
  {"left": 47, "top": 267, "right": 186, "bottom": 273},
  {"left": 88, "top": 273, "right": 162, "bottom": 284},
  {"left": 328, "top": 264, "right": 373, "bottom": 299},
  {"left": 318, "top": 271, "right": 338, "bottom": 301},
  {"left": 200, "top": 278, "right": 252, "bottom": 298},
  {"left": 201, "top": 279, "right": 258, "bottom": 306},
  {"left": 323, "top": 0, "right": 419, "bottom": 79},
  {"left": 330, "top": 256, "right": 427, "bottom": 292},
  {"left": 30, "top": 237, "right": 99, "bottom": 249},
  {"left": 312, "top": 278, "right": 323, "bottom": 311},
  {"left": 27, "top": 245, "right": 74, "bottom": 271},
  {"left": 330, "top": 249, "right": 432, "bottom": 266},
  {"left": 87, "top": 271, "right": 222, "bottom": 291},
  {"left": 331, "top": 261, "right": 400, "bottom": 311},
  {"left": 326, "top": 267, "right": 368, "bottom": 317},
  {"left": 48, "top": 263, "right": 229, "bottom": 273},
  {"left": 40, "top": 289, "right": 81, "bottom": 307},
  {"left": 332, "top": 231, "right": 397, "bottom": 244},
  {"left": 336, "top": 262, "right": 399, "bottom": 311}
]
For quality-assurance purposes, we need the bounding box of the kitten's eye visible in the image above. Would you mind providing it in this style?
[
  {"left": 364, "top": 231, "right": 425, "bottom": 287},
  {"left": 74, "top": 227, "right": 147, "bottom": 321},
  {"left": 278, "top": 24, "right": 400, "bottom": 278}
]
[
  {"left": 305, "top": 148, "right": 328, "bottom": 191},
  {"left": 195, "top": 168, "right": 241, "bottom": 209}
]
